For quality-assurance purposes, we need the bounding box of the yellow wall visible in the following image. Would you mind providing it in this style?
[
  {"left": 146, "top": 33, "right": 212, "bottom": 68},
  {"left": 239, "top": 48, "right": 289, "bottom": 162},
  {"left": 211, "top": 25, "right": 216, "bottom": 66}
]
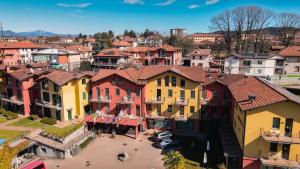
[
  {"left": 144, "top": 72, "right": 201, "bottom": 119},
  {"left": 232, "top": 102, "right": 245, "bottom": 150},
  {"left": 233, "top": 101, "right": 300, "bottom": 162}
]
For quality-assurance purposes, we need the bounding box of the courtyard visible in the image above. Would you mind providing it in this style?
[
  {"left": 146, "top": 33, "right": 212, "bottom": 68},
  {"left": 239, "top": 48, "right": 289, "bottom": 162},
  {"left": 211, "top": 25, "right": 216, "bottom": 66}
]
[{"left": 44, "top": 134, "right": 165, "bottom": 169}]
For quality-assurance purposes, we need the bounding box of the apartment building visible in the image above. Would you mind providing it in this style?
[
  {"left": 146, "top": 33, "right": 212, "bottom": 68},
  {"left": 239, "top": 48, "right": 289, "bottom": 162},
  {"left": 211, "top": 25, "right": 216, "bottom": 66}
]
[
  {"left": 92, "top": 48, "right": 131, "bottom": 69},
  {"left": 229, "top": 76, "right": 300, "bottom": 168},
  {"left": 183, "top": 49, "right": 212, "bottom": 68},
  {"left": 224, "top": 53, "right": 285, "bottom": 78},
  {"left": 278, "top": 46, "right": 300, "bottom": 75},
  {"left": 190, "top": 33, "right": 223, "bottom": 44},
  {"left": 65, "top": 45, "right": 93, "bottom": 62},
  {"left": 36, "top": 71, "right": 93, "bottom": 121}
]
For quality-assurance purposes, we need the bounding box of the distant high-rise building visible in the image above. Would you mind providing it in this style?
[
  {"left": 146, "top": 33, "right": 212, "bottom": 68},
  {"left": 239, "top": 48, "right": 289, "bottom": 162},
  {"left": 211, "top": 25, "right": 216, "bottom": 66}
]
[{"left": 170, "top": 28, "right": 186, "bottom": 38}]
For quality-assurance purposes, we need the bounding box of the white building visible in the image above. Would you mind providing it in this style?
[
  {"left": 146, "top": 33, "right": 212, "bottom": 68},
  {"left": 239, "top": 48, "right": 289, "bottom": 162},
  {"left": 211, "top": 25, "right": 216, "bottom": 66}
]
[
  {"left": 278, "top": 46, "right": 300, "bottom": 75},
  {"left": 183, "top": 49, "right": 212, "bottom": 68},
  {"left": 224, "top": 53, "right": 285, "bottom": 78}
]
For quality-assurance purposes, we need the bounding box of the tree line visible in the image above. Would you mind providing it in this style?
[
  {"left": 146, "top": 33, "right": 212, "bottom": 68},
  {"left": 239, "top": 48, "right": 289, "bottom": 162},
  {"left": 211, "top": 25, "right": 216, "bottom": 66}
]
[{"left": 211, "top": 6, "right": 300, "bottom": 54}]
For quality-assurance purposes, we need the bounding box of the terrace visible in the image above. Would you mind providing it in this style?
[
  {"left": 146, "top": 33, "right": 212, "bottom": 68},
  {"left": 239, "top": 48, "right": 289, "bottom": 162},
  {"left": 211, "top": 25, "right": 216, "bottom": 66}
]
[
  {"left": 119, "top": 96, "right": 134, "bottom": 105},
  {"left": 175, "top": 98, "right": 188, "bottom": 106},
  {"left": 1, "top": 95, "right": 23, "bottom": 105},
  {"left": 261, "top": 129, "right": 300, "bottom": 144},
  {"left": 89, "top": 96, "right": 111, "bottom": 103},
  {"left": 144, "top": 97, "right": 164, "bottom": 104},
  {"left": 35, "top": 99, "right": 62, "bottom": 110},
  {"left": 260, "top": 153, "right": 300, "bottom": 168}
]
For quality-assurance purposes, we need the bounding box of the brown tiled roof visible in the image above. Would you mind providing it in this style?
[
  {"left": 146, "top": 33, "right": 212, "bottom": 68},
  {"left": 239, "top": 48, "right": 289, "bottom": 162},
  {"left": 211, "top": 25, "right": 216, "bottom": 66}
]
[
  {"left": 125, "top": 46, "right": 156, "bottom": 53},
  {"left": 278, "top": 47, "right": 300, "bottom": 57},
  {"left": 0, "top": 41, "right": 38, "bottom": 49},
  {"left": 112, "top": 40, "right": 132, "bottom": 47},
  {"left": 95, "top": 48, "right": 131, "bottom": 57},
  {"left": 8, "top": 69, "right": 50, "bottom": 81},
  {"left": 66, "top": 45, "right": 92, "bottom": 52},
  {"left": 228, "top": 76, "right": 287, "bottom": 111},
  {"left": 187, "top": 49, "right": 211, "bottom": 56},
  {"left": 91, "top": 69, "right": 139, "bottom": 84},
  {"left": 156, "top": 44, "right": 181, "bottom": 52},
  {"left": 203, "top": 72, "right": 245, "bottom": 86},
  {"left": 39, "top": 71, "right": 92, "bottom": 86}
]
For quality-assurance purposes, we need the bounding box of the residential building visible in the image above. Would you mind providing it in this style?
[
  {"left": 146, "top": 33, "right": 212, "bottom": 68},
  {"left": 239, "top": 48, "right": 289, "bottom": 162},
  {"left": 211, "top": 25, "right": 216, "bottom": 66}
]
[
  {"left": 66, "top": 45, "right": 93, "bottom": 62},
  {"left": 183, "top": 49, "right": 212, "bottom": 68},
  {"left": 82, "top": 38, "right": 96, "bottom": 50},
  {"left": 0, "top": 41, "right": 42, "bottom": 65},
  {"left": 36, "top": 71, "right": 93, "bottom": 121},
  {"left": 1, "top": 68, "right": 50, "bottom": 116},
  {"left": 170, "top": 28, "right": 186, "bottom": 38},
  {"left": 125, "top": 45, "right": 182, "bottom": 66},
  {"left": 112, "top": 40, "right": 132, "bottom": 51},
  {"left": 190, "top": 33, "right": 223, "bottom": 44},
  {"left": 92, "top": 48, "right": 131, "bottom": 69},
  {"left": 229, "top": 76, "right": 300, "bottom": 168},
  {"left": 32, "top": 48, "right": 81, "bottom": 71},
  {"left": 224, "top": 53, "right": 285, "bottom": 78},
  {"left": 278, "top": 46, "right": 300, "bottom": 75}
]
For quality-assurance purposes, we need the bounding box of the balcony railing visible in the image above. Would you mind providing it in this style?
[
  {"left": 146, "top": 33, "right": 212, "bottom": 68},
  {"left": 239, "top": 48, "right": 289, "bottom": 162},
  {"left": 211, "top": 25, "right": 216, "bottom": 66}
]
[
  {"left": 35, "top": 99, "right": 62, "bottom": 110},
  {"left": 175, "top": 115, "right": 187, "bottom": 121},
  {"left": 1, "top": 95, "right": 23, "bottom": 105},
  {"left": 175, "top": 98, "right": 188, "bottom": 106},
  {"left": 119, "top": 96, "right": 134, "bottom": 104},
  {"left": 261, "top": 128, "right": 300, "bottom": 144},
  {"left": 89, "top": 96, "right": 111, "bottom": 103},
  {"left": 260, "top": 153, "right": 300, "bottom": 168},
  {"left": 144, "top": 97, "right": 164, "bottom": 104}
]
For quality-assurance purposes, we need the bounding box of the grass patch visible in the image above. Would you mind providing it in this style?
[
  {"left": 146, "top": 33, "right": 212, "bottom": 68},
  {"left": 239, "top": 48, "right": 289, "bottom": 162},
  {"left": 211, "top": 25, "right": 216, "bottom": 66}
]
[
  {"left": 0, "top": 116, "right": 7, "bottom": 124},
  {"left": 43, "top": 123, "right": 83, "bottom": 139},
  {"left": 9, "top": 118, "right": 49, "bottom": 129},
  {"left": 80, "top": 136, "right": 94, "bottom": 149},
  {"left": 9, "top": 118, "right": 34, "bottom": 127},
  {"left": 0, "top": 129, "right": 24, "bottom": 140},
  {"left": 287, "top": 75, "right": 300, "bottom": 78},
  {"left": 25, "top": 120, "right": 49, "bottom": 128}
]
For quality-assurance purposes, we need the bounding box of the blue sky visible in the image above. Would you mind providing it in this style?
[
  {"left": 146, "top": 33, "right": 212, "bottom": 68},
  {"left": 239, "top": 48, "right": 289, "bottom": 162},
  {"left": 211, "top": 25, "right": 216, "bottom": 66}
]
[{"left": 0, "top": 0, "right": 299, "bottom": 35}]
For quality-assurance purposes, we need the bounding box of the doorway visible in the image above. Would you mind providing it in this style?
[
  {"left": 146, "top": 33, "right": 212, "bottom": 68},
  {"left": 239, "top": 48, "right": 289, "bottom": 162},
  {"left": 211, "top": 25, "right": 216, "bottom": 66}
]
[
  {"left": 282, "top": 144, "right": 290, "bottom": 160},
  {"left": 157, "top": 89, "right": 161, "bottom": 99},
  {"left": 285, "top": 119, "right": 293, "bottom": 137}
]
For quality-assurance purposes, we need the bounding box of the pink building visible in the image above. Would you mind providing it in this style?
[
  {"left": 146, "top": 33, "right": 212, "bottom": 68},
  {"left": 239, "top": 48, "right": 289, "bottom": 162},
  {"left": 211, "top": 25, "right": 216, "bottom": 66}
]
[{"left": 1, "top": 69, "right": 50, "bottom": 115}]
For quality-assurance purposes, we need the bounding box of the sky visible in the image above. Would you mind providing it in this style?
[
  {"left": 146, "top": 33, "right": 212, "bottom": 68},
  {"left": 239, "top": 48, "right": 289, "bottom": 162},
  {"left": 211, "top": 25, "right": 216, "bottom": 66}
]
[{"left": 0, "top": 0, "right": 299, "bottom": 35}]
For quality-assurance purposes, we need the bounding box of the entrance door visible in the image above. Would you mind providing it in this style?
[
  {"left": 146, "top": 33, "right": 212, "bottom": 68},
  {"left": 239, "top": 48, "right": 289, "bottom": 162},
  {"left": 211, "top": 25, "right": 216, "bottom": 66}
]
[
  {"left": 157, "top": 89, "right": 161, "bottom": 99},
  {"left": 56, "top": 110, "right": 61, "bottom": 121},
  {"left": 68, "top": 110, "right": 72, "bottom": 120},
  {"left": 285, "top": 119, "right": 293, "bottom": 137},
  {"left": 179, "top": 106, "right": 184, "bottom": 116},
  {"left": 282, "top": 144, "right": 290, "bottom": 159}
]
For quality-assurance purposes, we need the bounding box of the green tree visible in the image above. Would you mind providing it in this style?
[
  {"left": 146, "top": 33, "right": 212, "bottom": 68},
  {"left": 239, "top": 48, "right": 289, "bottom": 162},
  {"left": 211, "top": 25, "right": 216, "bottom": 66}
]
[
  {"left": 164, "top": 35, "right": 195, "bottom": 56},
  {"left": 162, "top": 151, "right": 185, "bottom": 169},
  {"left": 124, "top": 29, "right": 137, "bottom": 38},
  {"left": 79, "top": 61, "right": 92, "bottom": 71}
]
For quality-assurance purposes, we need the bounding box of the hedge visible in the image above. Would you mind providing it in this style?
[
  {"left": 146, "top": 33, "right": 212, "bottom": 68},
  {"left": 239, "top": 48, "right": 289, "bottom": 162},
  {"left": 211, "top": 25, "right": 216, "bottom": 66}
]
[
  {"left": 43, "top": 123, "right": 84, "bottom": 139},
  {"left": 27, "top": 115, "right": 39, "bottom": 120},
  {"left": 0, "top": 108, "right": 18, "bottom": 119},
  {"left": 40, "top": 117, "right": 57, "bottom": 125}
]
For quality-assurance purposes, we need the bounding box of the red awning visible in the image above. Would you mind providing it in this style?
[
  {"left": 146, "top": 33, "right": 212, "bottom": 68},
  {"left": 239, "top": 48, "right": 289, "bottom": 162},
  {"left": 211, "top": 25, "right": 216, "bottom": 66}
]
[{"left": 85, "top": 114, "right": 142, "bottom": 127}]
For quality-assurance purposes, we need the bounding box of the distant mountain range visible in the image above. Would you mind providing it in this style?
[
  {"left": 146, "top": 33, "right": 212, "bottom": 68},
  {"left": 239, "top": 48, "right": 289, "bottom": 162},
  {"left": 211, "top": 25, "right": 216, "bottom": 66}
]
[{"left": 2, "top": 30, "right": 77, "bottom": 37}]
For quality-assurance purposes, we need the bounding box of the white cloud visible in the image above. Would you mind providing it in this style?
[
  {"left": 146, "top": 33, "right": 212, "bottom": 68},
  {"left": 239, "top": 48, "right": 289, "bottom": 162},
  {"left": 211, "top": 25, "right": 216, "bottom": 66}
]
[
  {"left": 155, "top": 0, "right": 176, "bottom": 6},
  {"left": 123, "top": 0, "right": 144, "bottom": 5},
  {"left": 57, "top": 2, "right": 92, "bottom": 8},
  {"left": 188, "top": 4, "right": 199, "bottom": 9},
  {"left": 205, "top": 0, "right": 219, "bottom": 5}
]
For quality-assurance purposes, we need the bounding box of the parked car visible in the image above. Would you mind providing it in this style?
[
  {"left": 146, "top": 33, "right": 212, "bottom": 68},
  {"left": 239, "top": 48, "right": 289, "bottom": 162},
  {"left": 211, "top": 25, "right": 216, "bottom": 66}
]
[
  {"left": 156, "top": 139, "right": 180, "bottom": 149},
  {"left": 154, "top": 131, "right": 172, "bottom": 142}
]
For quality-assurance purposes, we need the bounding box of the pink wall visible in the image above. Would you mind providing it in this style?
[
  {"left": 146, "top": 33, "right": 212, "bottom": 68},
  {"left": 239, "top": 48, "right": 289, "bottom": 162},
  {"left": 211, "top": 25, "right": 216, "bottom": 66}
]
[
  {"left": 0, "top": 49, "right": 21, "bottom": 65},
  {"left": 91, "top": 75, "right": 143, "bottom": 116},
  {"left": 242, "top": 157, "right": 260, "bottom": 169}
]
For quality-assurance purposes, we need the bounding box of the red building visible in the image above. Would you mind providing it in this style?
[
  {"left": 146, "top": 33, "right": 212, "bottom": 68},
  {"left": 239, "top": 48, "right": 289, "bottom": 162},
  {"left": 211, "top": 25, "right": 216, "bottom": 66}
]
[
  {"left": 1, "top": 68, "right": 50, "bottom": 115},
  {"left": 86, "top": 69, "right": 145, "bottom": 138}
]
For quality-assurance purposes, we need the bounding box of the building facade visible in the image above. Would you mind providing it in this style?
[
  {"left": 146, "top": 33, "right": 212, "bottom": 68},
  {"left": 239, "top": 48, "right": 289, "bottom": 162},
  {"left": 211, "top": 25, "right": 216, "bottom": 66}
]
[
  {"left": 278, "top": 46, "right": 300, "bottom": 75},
  {"left": 183, "top": 49, "right": 212, "bottom": 68}
]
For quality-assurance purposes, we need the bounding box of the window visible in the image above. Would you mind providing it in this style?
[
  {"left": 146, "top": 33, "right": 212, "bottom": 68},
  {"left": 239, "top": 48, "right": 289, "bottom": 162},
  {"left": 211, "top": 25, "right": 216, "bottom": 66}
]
[
  {"left": 54, "top": 84, "right": 59, "bottom": 92},
  {"left": 157, "top": 104, "right": 161, "bottom": 115},
  {"left": 105, "top": 88, "right": 109, "bottom": 97},
  {"left": 212, "top": 91, "right": 217, "bottom": 97},
  {"left": 136, "top": 105, "right": 140, "bottom": 116},
  {"left": 180, "top": 79, "right": 185, "bottom": 88},
  {"left": 116, "top": 88, "right": 120, "bottom": 96},
  {"left": 180, "top": 90, "right": 185, "bottom": 100},
  {"left": 257, "top": 60, "right": 263, "bottom": 65},
  {"left": 243, "top": 60, "right": 251, "bottom": 66},
  {"left": 17, "top": 90, "right": 22, "bottom": 100},
  {"left": 52, "top": 94, "right": 57, "bottom": 105},
  {"left": 168, "top": 89, "right": 173, "bottom": 97},
  {"left": 96, "top": 87, "right": 100, "bottom": 98},
  {"left": 295, "top": 66, "right": 300, "bottom": 72},
  {"left": 16, "top": 81, "right": 21, "bottom": 88},
  {"left": 272, "top": 117, "right": 280, "bottom": 129},
  {"left": 190, "top": 106, "right": 195, "bottom": 114},
  {"left": 157, "top": 78, "right": 161, "bottom": 86},
  {"left": 135, "top": 89, "right": 140, "bottom": 97},
  {"left": 126, "top": 89, "right": 131, "bottom": 98},
  {"left": 165, "top": 76, "right": 169, "bottom": 86},
  {"left": 191, "top": 91, "right": 195, "bottom": 99},
  {"left": 41, "top": 80, "right": 48, "bottom": 90},
  {"left": 171, "top": 76, "right": 176, "bottom": 86},
  {"left": 270, "top": 143, "right": 278, "bottom": 152},
  {"left": 42, "top": 92, "right": 50, "bottom": 102},
  {"left": 82, "top": 79, "right": 86, "bottom": 85},
  {"left": 112, "top": 78, "right": 116, "bottom": 85},
  {"left": 167, "top": 105, "right": 172, "bottom": 112},
  {"left": 192, "top": 56, "right": 195, "bottom": 59},
  {"left": 6, "top": 77, "right": 12, "bottom": 86},
  {"left": 82, "top": 92, "right": 86, "bottom": 100}
]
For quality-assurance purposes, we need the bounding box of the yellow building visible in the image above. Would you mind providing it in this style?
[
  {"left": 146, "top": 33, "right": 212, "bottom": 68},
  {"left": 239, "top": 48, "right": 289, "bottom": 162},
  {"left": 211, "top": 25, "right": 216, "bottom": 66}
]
[
  {"left": 36, "top": 71, "right": 93, "bottom": 121},
  {"left": 137, "top": 66, "right": 203, "bottom": 131},
  {"left": 229, "top": 76, "right": 300, "bottom": 168}
]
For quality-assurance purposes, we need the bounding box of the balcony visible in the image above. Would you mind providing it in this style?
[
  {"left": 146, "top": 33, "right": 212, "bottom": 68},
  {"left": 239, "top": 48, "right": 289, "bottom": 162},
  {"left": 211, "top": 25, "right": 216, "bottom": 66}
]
[
  {"left": 175, "top": 115, "right": 187, "bottom": 121},
  {"left": 261, "top": 128, "right": 300, "bottom": 144},
  {"left": 119, "top": 96, "right": 134, "bottom": 105},
  {"left": 145, "top": 97, "right": 164, "bottom": 104},
  {"left": 175, "top": 98, "right": 188, "bottom": 106},
  {"left": 89, "top": 96, "right": 111, "bottom": 104},
  {"left": 260, "top": 152, "right": 300, "bottom": 168},
  {"left": 1, "top": 95, "right": 23, "bottom": 105},
  {"left": 35, "top": 99, "right": 62, "bottom": 110}
]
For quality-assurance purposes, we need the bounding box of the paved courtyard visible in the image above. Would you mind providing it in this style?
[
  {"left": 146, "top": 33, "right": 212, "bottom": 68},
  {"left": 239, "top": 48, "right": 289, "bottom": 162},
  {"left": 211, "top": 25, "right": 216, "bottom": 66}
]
[{"left": 44, "top": 134, "right": 164, "bottom": 169}]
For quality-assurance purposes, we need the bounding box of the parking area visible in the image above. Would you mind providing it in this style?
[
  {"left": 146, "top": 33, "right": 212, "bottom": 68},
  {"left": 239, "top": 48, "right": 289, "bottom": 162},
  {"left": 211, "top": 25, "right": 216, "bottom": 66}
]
[{"left": 43, "top": 134, "right": 164, "bottom": 169}]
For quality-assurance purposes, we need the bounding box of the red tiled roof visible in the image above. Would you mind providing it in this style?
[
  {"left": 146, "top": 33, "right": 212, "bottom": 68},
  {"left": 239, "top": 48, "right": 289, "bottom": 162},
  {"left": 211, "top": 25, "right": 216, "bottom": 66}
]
[
  {"left": 66, "top": 45, "right": 92, "bottom": 52},
  {"left": 125, "top": 45, "right": 181, "bottom": 53},
  {"left": 228, "top": 76, "right": 287, "bottom": 111},
  {"left": 8, "top": 69, "right": 50, "bottom": 81},
  {"left": 112, "top": 40, "right": 132, "bottom": 47},
  {"left": 0, "top": 41, "right": 38, "bottom": 49},
  {"left": 278, "top": 47, "right": 300, "bottom": 57},
  {"left": 38, "top": 71, "right": 92, "bottom": 86},
  {"left": 91, "top": 69, "right": 140, "bottom": 84},
  {"left": 203, "top": 72, "right": 245, "bottom": 86},
  {"left": 95, "top": 48, "right": 131, "bottom": 57},
  {"left": 187, "top": 49, "right": 211, "bottom": 56}
]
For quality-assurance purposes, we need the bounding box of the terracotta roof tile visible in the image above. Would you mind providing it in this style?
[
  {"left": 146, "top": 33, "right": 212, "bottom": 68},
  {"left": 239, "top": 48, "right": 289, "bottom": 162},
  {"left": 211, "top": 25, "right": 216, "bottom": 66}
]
[
  {"left": 0, "top": 41, "right": 38, "bottom": 49},
  {"left": 112, "top": 40, "right": 132, "bottom": 47},
  {"left": 95, "top": 48, "right": 131, "bottom": 57},
  {"left": 187, "top": 49, "right": 211, "bottom": 56},
  {"left": 39, "top": 71, "right": 91, "bottom": 86},
  {"left": 278, "top": 47, "right": 300, "bottom": 57},
  {"left": 66, "top": 45, "right": 92, "bottom": 52},
  {"left": 8, "top": 69, "right": 50, "bottom": 81}
]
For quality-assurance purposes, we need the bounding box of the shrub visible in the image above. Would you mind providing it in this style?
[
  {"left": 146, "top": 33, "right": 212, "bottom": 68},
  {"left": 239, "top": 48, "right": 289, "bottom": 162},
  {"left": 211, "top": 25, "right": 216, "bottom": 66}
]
[
  {"left": 6, "top": 116, "right": 13, "bottom": 120},
  {"left": 0, "top": 108, "right": 6, "bottom": 115},
  {"left": 5, "top": 111, "right": 18, "bottom": 119},
  {"left": 40, "top": 117, "right": 57, "bottom": 125},
  {"left": 27, "top": 115, "right": 39, "bottom": 120}
]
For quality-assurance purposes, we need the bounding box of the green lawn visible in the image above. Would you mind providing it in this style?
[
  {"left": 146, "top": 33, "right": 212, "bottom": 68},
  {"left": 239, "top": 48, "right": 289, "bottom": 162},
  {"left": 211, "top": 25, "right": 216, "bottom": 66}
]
[
  {"left": 9, "top": 118, "right": 49, "bottom": 128},
  {"left": 0, "top": 116, "right": 7, "bottom": 124},
  {"left": 43, "top": 123, "right": 83, "bottom": 139},
  {"left": 0, "top": 129, "right": 24, "bottom": 139},
  {"left": 9, "top": 118, "right": 33, "bottom": 126}
]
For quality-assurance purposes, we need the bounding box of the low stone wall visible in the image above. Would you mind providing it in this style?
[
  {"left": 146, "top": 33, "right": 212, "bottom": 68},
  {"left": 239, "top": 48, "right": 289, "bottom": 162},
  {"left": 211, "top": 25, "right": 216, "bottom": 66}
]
[{"left": 62, "top": 126, "right": 85, "bottom": 144}]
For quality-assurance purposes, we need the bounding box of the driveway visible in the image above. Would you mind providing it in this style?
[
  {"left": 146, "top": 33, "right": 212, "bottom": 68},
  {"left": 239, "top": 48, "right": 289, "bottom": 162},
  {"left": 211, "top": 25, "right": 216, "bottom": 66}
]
[{"left": 44, "top": 134, "right": 164, "bottom": 169}]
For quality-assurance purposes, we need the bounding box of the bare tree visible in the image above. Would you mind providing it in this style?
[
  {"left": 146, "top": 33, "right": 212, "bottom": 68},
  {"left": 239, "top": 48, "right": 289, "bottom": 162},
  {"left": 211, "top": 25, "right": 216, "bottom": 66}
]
[
  {"left": 211, "top": 10, "right": 233, "bottom": 54},
  {"left": 231, "top": 7, "right": 246, "bottom": 53},
  {"left": 276, "top": 13, "right": 300, "bottom": 47}
]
